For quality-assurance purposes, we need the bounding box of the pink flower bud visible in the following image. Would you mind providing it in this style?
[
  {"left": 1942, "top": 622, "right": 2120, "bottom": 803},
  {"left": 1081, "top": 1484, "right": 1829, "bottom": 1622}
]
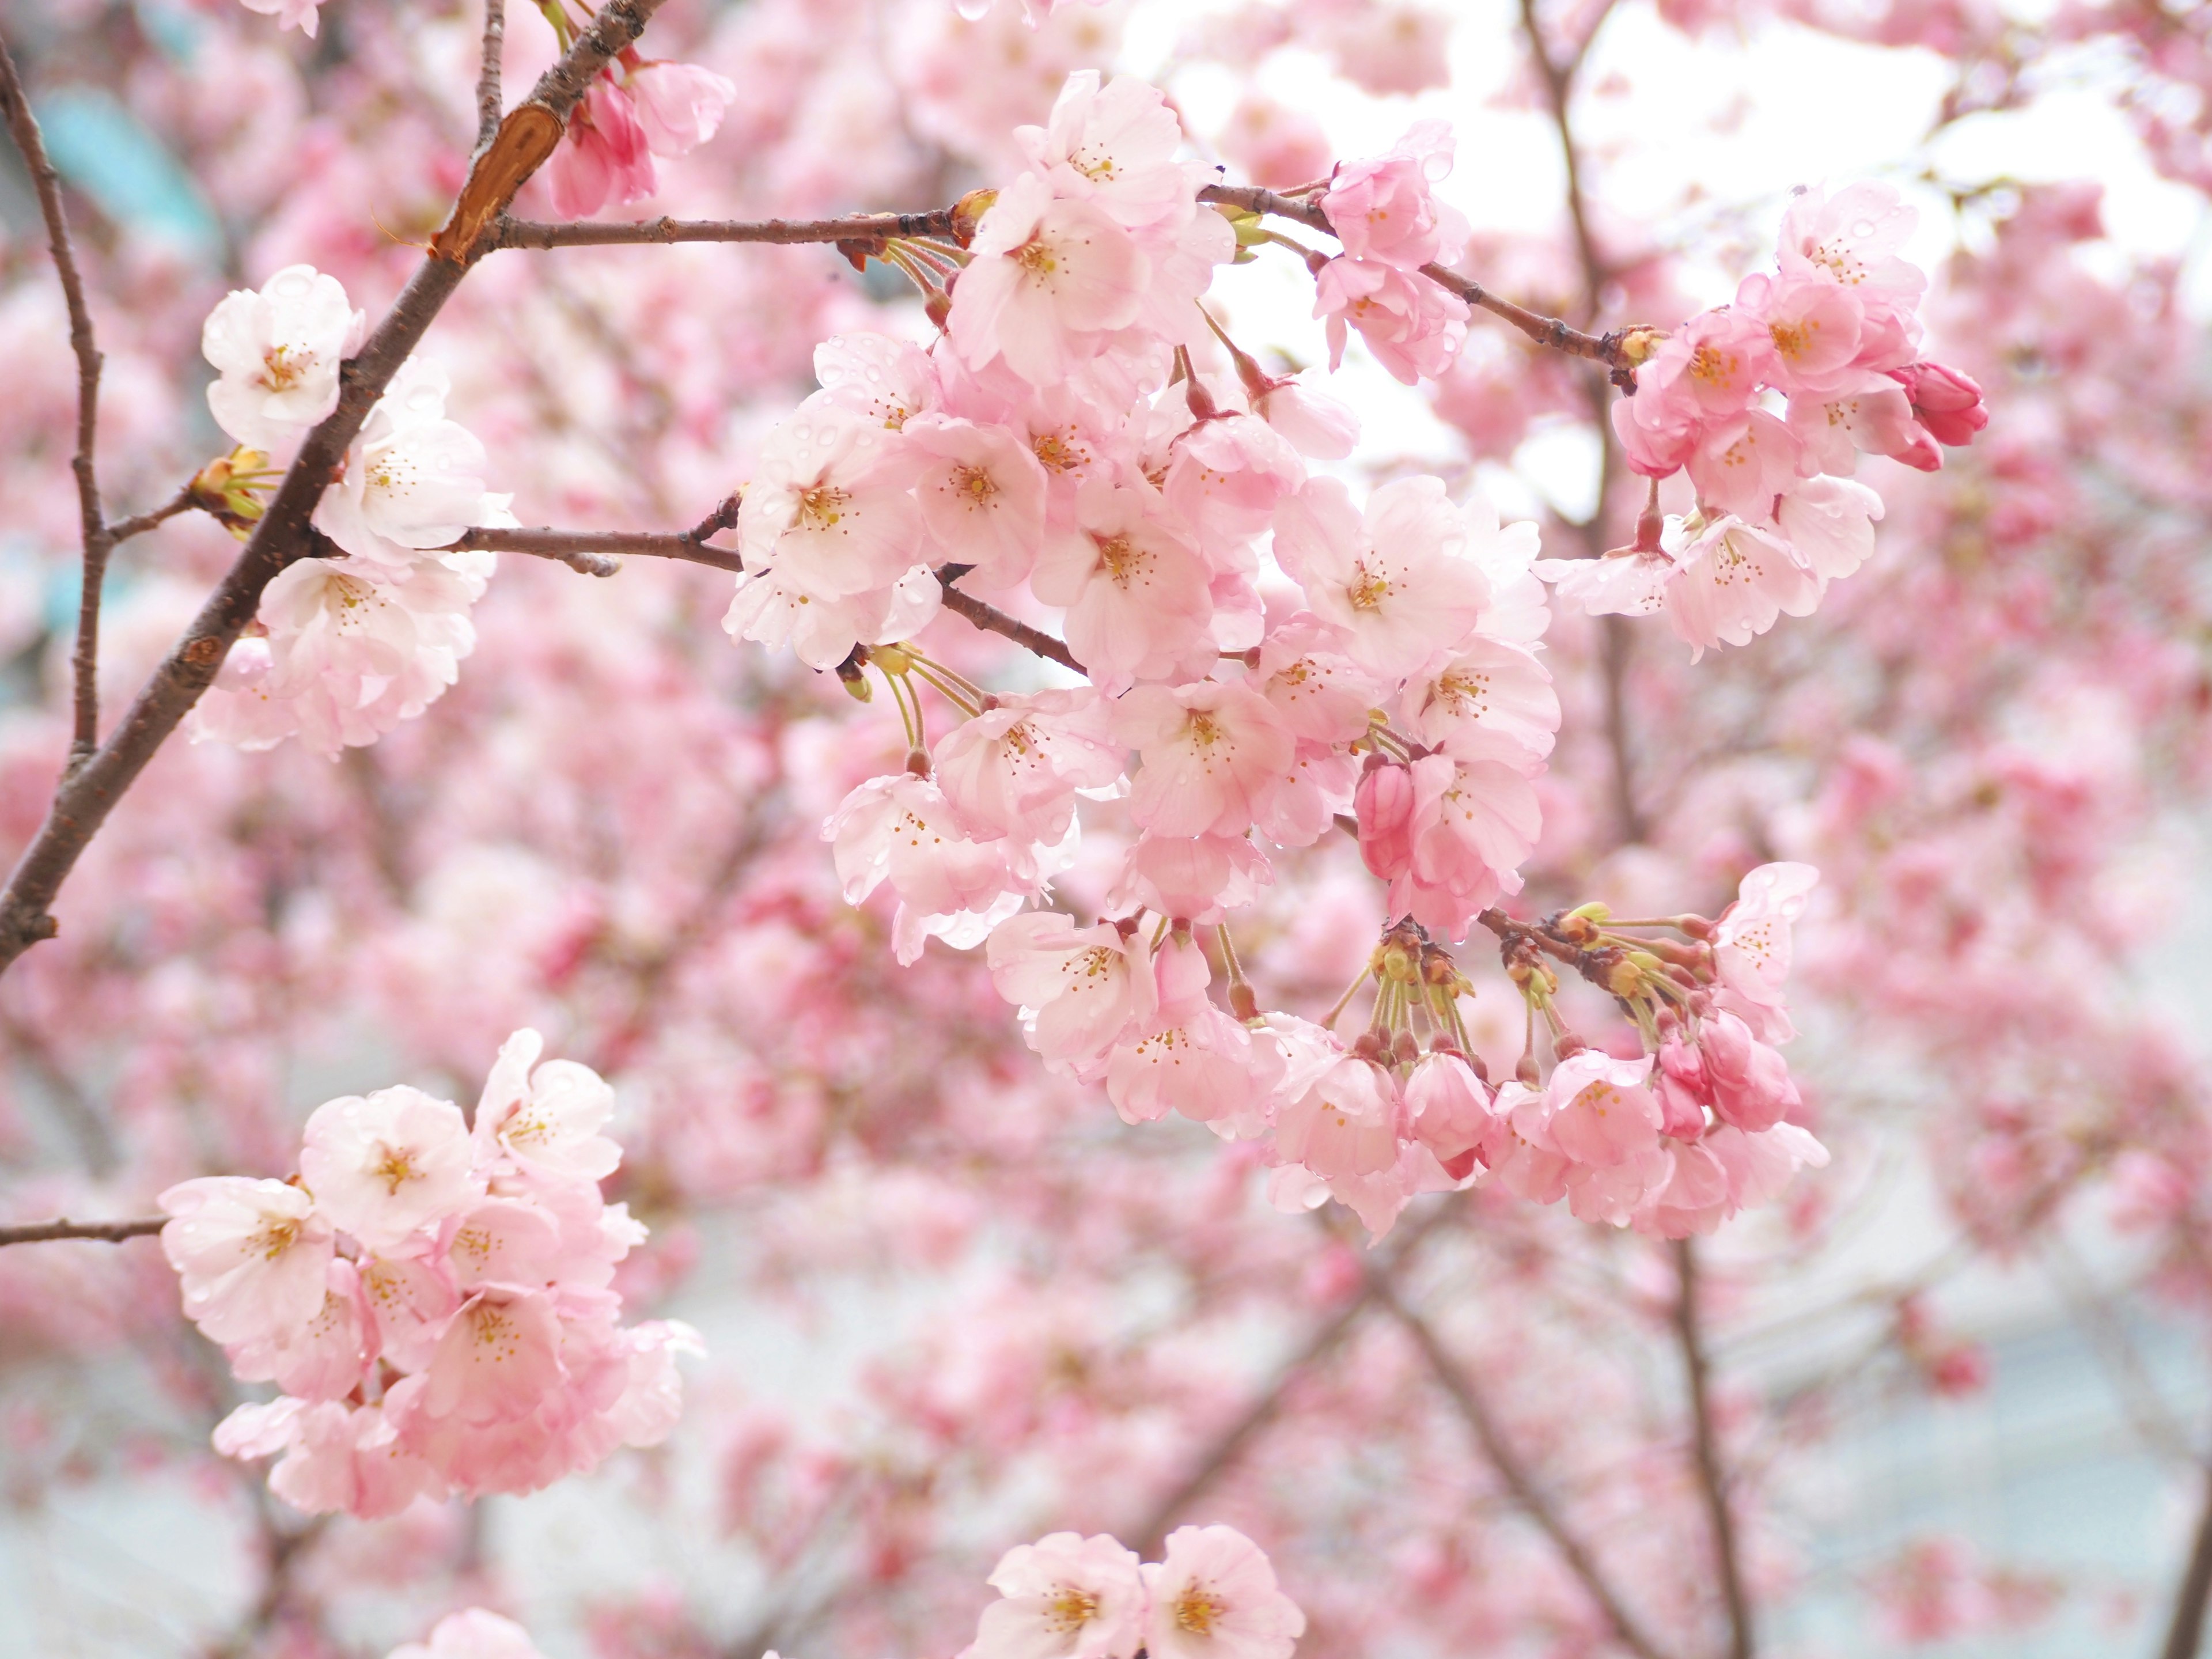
[
  {"left": 1698, "top": 1012, "right": 1800, "bottom": 1133},
  {"left": 1355, "top": 756, "right": 1415, "bottom": 880},
  {"left": 1892, "top": 359, "right": 1988, "bottom": 446}
]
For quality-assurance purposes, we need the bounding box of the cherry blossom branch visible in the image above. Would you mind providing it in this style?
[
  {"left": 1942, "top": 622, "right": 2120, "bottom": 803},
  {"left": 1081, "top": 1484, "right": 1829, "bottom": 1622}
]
[
  {"left": 2159, "top": 1463, "right": 2212, "bottom": 1659},
  {"left": 1672, "top": 1239, "right": 1755, "bottom": 1659},
  {"left": 1196, "top": 183, "right": 1628, "bottom": 369},
  {"left": 106, "top": 484, "right": 200, "bottom": 546},
  {"left": 1372, "top": 1277, "right": 1686, "bottom": 1659},
  {"left": 936, "top": 567, "right": 1085, "bottom": 674},
  {"left": 491, "top": 208, "right": 963, "bottom": 250},
  {"left": 0, "top": 0, "right": 674, "bottom": 979},
  {"left": 449, "top": 524, "right": 744, "bottom": 575},
  {"left": 0, "top": 29, "right": 116, "bottom": 771},
  {"left": 476, "top": 0, "right": 505, "bottom": 149},
  {"left": 0, "top": 1215, "right": 165, "bottom": 1246}
]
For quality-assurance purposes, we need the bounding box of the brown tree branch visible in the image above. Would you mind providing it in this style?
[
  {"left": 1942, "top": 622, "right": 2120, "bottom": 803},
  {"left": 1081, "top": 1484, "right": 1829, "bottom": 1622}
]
[
  {"left": 1197, "top": 183, "right": 1627, "bottom": 369},
  {"left": 493, "top": 208, "right": 961, "bottom": 250},
  {"left": 449, "top": 524, "right": 744, "bottom": 575},
  {"left": 0, "top": 0, "right": 673, "bottom": 980},
  {"left": 1372, "top": 1275, "right": 1686, "bottom": 1659},
  {"left": 0, "top": 1215, "right": 165, "bottom": 1246},
  {"left": 2161, "top": 1461, "right": 2212, "bottom": 1659},
  {"left": 1672, "top": 1238, "right": 1755, "bottom": 1659},
  {"left": 936, "top": 571, "right": 1084, "bottom": 675},
  {"left": 476, "top": 0, "right": 505, "bottom": 148},
  {"left": 0, "top": 29, "right": 114, "bottom": 768}
]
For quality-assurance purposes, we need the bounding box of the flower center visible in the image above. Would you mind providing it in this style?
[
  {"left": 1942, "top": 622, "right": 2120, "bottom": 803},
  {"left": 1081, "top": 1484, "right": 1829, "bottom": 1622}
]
[
  {"left": 950, "top": 464, "right": 998, "bottom": 509},
  {"left": 1175, "top": 1591, "right": 1223, "bottom": 1637},
  {"left": 1016, "top": 237, "right": 1060, "bottom": 279},
  {"left": 372, "top": 1146, "right": 419, "bottom": 1195},
  {"left": 1347, "top": 562, "right": 1392, "bottom": 611},
  {"left": 260, "top": 344, "right": 315, "bottom": 392},
  {"left": 797, "top": 484, "right": 850, "bottom": 532},
  {"left": 1045, "top": 1588, "right": 1100, "bottom": 1633},
  {"left": 253, "top": 1218, "right": 300, "bottom": 1260}
]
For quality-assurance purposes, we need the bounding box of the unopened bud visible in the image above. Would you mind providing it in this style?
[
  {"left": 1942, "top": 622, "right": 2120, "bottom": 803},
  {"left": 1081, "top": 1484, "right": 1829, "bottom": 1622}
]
[
  {"left": 1604, "top": 958, "right": 1647, "bottom": 999},
  {"left": 949, "top": 188, "right": 998, "bottom": 246},
  {"left": 872, "top": 642, "right": 916, "bottom": 677},
  {"left": 1218, "top": 205, "right": 1268, "bottom": 248},
  {"left": 1380, "top": 944, "right": 1416, "bottom": 982},
  {"left": 1678, "top": 913, "right": 1715, "bottom": 941},
  {"left": 1618, "top": 326, "right": 1668, "bottom": 368}
]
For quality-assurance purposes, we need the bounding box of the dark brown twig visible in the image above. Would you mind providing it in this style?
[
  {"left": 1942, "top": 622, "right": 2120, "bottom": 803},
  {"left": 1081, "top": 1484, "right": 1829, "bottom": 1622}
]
[
  {"left": 494, "top": 208, "right": 961, "bottom": 250},
  {"left": 0, "top": 0, "right": 673, "bottom": 980},
  {"left": 935, "top": 570, "right": 1084, "bottom": 674},
  {"left": 1374, "top": 1277, "right": 1684, "bottom": 1659},
  {"left": 476, "top": 0, "right": 505, "bottom": 148},
  {"left": 1672, "top": 1238, "right": 1755, "bottom": 1659},
  {"left": 106, "top": 484, "right": 199, "bottom": 547},
  {"left": 447, "top": 524, "right": 744, "bottom": 574},
  {"left": 0, "top": 30, "right": 112, "bottom": 768},
  {"left": 0, "top": 1215, "right": 165, "bottom": 1246}
]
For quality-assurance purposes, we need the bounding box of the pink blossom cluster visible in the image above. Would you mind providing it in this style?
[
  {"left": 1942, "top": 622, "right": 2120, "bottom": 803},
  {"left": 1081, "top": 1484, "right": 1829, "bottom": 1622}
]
[
  {"left": 965, "top": 1526, "right": 1304, "bottom": 1659},
  {"left": 1313, "top": 120, "right": 1473, "bottom": 384},
  {"left": 157, "top": 1029, "right": 699, "bottom": 1517},
  {"left": 1540, "top": 183, "right": 1988, "bottom": 657},
  {"left": 548, "top": 50, "right": 738, "bottom": 220},
  {"left": 191, "top": 266, "right": 515, "bottom": 757}
]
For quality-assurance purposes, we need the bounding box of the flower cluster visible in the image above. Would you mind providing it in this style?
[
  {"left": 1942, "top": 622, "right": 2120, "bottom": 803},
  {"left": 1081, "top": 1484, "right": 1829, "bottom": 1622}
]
[
  {"left": 158, "top": 1029, "right": 699, "bottom": 1517},
  {"left": 1312, "top": 119, "right": 1472, "bottom": 384},
  {"left": 965, "top": 1527, "right": 1305, "bottom": 1659},
  {"left": 546, "top": 39, "right": 738, "bottom": 219},
  {"left": 192, "top": 266, "right": 513, "bottom": 758},
  {"left": 1540, "top": 182, "right": 1988, "bottom": 656}
]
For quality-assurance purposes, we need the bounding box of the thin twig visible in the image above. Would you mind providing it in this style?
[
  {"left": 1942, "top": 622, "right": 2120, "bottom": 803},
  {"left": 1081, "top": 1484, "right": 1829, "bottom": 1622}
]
[
  {"left": 0, "top": 0, "right": 675, "bottom": 979},
  {"left": 448, "top": 524, "right": 744, "bottom": 574},
  {"left": 107, "top": 484, "right": 199, "bottom": 547},
  {"left": 0, "top": 29, "right": 112, "bottom": 767},
  {"left": 1372, "top": 1277, "right": 1685, "bottom": 1659},
  {"left": 1672, "top": 1238, "right": 1755, "bottom": 1659},
  {"left": 1196, "top": 183, "right": 1626, "bottom": 369},
  {"left": 494, "top": 208, "right": 961, "bottom": 250},
  {"left": 0, "top": 1215, "right": 165, "bottom": 1246},
  {"left": 936, "top": 570, "right": 1084, "bottom": 674},
  {"left": 475, "top": 0, "right": 505, "bottom": 148}
]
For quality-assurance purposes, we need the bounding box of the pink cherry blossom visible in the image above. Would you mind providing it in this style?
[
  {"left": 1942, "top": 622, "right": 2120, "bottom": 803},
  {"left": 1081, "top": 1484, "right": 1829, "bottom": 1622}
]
[
  {"left": 1391, "top": 744, "right": 1542, "bottom": 937},
  {"left": 229, "top": 1255, "right": 379, "bottom": 1401},
  {"left": 723, "top": 561, "right": 943, "bottom": 672},
  {"left": 1323, "top": 119, "right": 1470, "bottom": 272},
  {"left": 1016, "top": 71, "right": 1196, "bottom": 230},
  {"left": 1710, "top": 861, "right": 1820, "bottom": 1025},
  {"left": 158, "top": 1177, "right": 335, "bottom": 1348},
  {"left": 1113, "top": 680, "right": 1297, "bottom": 839},
  {"left": 1663, "top": 515, "right": 1820, "bottom": 658},
  {"left": 1032, "top": 479, "right": 1214, "bottom": 690},
  {"left": 237, "top": 0, "right": 325, "bottom": 37},
  {"left": 910, "top": 415, "right": 1050, "bottom": 586},
  {"left": 972, "top": 1531, "right": 1149, "bottom": 1659},
  {"left": 1737, "top": 270, "right": 1865, "bottom": 397},
  {"left": 738, "top": 399, "right": 925, "bottom": 599},
  {"left": 299, "top": 1085, "right": 475, "bottom": 1252},
  {"left": 1533, "top": 1051, "right": 1664, "bottom": 1168},
  {"left": 935, "top": 690, "right": 1123, "bottom": 844},
  {"left": 825, "top": 772, "right": 1050, "bottom": 964},
  {"left": 1685, "top": 408, "right": 1804, "bottom": 522},
  {"left": 952, "top": 173, "right": 1148, "bottom": 387},
  {"left": 986, "top": 911, "right": 1158, "bottom": 1071},
  {"left": 1143, "top": 1525, "right": 1306, "bottom": 1659},
  {"left": 1108, "top": 832, "right": 1277, "bottom": 924},
  {"left": 1397, "top": 635, "right": 1559, "bottom": 759},
  {"left": 548, "top": 79, "right": 657, "bottom": 221},
  {"left": 472, "top": 1028, "right": 623, "bottom": 1184},
  {"left": 1697, "top": 1010, "right": 1801, "bottom": 1132},
  {"left": 1893, "top": 358, "right": 1989, "bottom": 446},
  {"left": 1273, "top": 1055, "right": 1404, "bottom": 1180},
  {"left": 626, "top": 60, "right": 738, "bottom": 157},
  {"left": 1272, "top": 476, "right": 1493, "bottom": 677},
  {"left": 1312, "top": 255, "right": 1469, "bottom": 384}
]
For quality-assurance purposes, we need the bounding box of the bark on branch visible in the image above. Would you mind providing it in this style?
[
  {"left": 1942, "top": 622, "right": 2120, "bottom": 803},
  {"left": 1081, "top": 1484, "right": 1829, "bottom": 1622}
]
[
  {"left": 0, "top": 0, "right": 673, "bottom": 980},
  {"left": 0, "top": 1215, "right": 165, "bottom": 1246},
  {"left": 493, "top": 208, "right": 961, "bottom": 250}
]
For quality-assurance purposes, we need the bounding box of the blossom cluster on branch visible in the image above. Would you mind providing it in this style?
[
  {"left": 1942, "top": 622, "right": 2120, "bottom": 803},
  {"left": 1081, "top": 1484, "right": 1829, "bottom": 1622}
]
[{"left": 160, "top": 1029, "right": 697, "bottom": 1516}]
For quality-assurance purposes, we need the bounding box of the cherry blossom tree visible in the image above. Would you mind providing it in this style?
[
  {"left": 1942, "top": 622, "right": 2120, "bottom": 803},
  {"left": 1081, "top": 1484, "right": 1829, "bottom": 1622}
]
[{"left": 0, "top": 0, "right": 2207, "bottom": 1656}]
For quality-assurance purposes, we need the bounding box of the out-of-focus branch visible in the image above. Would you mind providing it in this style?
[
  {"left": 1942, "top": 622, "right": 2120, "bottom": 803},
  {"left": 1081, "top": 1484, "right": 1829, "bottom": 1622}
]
[
  {"left": 0, "top": 1215, "right": 165, "bottom": 1245},
  {"left": 107, "top": 485, "right": 199, "bottom": 547},
  {"left": 1672, "top": 1238, "right": 1755, "bottom": 1659},
  {"left": 2160, "top": 1462, "right": 2212, "bottom": 1659},
  {"left": 1130, "top": 1209, "right": 1451, "bottom": 1558},
  {"left": 1514, "top": 0, "right": 1645, "bottom": 848},
  {"left": 494, "top": 208, "right": 961, "bottom": 249},
  {"left": 0, "top": 0, "right": 674, "bottom": 980},
  {"left": 0, "top": 30, "right": 114, "bottom": 769},
  {"left": 1372, "top": 1275, "right": 1686, "bottom": 1659},
  {"left": 476, "top": 0, "right": 505, "bottom": 147}
]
